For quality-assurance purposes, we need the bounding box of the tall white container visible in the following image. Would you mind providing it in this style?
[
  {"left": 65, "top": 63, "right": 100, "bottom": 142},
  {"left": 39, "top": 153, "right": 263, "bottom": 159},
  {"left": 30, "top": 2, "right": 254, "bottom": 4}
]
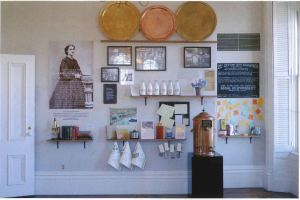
[
  {"left": 147, "top": 81, "right": 153, "bottom": 95},
  {"left": 140, "top": 81, "right": 146, "bottom": 95},
  {"left": 161, "top": 80, "right": 167, "bottom": 95},
  {"left": 174, "top": 80, "right": 181, "bottom": 95},
  {"left": 167, "top": 80, "right": 174, "bottom": 95},
  {"left": 154, "top": 80, "right": 160, "bottom": 95}
]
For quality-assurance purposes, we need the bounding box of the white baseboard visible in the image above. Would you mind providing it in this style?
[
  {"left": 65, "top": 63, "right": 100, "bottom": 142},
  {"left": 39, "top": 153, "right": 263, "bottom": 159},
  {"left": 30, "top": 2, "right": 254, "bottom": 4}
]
[{"left": 35, "top": 166, "right": 265, "bottom": 195}]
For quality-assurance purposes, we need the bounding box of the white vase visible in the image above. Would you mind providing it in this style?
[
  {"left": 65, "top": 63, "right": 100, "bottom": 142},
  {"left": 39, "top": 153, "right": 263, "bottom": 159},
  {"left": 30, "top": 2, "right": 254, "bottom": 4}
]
[
  {"left": 174, "top": 80, "right": 180, "bottom": 95},
  {"left": 161, "top": 80, "right": 167, "bottom": 95},
  {"left": 140, "top": 81, "right": 146, "bottom": 95},
  {"left": 167, "top": 80, "right": 173, "bottom": 95},
  {"left": 147, "top": 81, "right": 153, "bottom": 95},
  {"left": 154, "top": 80, "right": 160, "bottom": 95}
]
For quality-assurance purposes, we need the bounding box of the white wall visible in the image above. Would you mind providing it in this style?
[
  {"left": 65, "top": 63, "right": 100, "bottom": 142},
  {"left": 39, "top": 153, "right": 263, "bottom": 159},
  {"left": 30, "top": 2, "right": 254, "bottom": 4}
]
[{"left": 1, "top": 1, "right": 266, "bottom": 194}]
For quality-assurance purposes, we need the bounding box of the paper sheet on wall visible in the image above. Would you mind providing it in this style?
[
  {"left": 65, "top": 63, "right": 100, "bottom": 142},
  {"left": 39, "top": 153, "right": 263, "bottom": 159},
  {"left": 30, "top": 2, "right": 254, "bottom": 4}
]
[
  {"left": 204, "top": 70, "right": 215, "bottom": 91},
  {"left": 174, "top": 104, "right": 188, "bottom": 114},
  {"left": 157, "top": 104, "right": 174, "bottom": 118},
  {"left": 160, "top": 116, "right": 175, "bottom": 129},
  {"left": 175, "top": 115, "right": 183, "bottom": 124}
]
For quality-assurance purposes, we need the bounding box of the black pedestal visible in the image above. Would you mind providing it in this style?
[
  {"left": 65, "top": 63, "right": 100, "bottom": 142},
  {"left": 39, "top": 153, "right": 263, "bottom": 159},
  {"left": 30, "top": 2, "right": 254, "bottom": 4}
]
[{"left": 191, "top": 152, "right": 223, "bottom": 198}]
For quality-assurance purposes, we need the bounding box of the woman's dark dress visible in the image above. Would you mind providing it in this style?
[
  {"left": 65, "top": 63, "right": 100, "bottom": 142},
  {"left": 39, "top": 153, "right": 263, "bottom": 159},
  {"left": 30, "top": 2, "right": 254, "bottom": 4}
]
[{"left": 49, "top": 57, "right": 86, "bottom": 109}]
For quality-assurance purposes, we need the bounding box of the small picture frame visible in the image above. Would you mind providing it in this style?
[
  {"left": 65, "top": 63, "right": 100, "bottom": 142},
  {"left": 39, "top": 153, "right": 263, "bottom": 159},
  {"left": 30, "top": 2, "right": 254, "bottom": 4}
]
[
  {"left": 107, "top": 46, "right": 132, "bottom": 66},
  {"left": 120, "top": 68, "right": 134, "bottom": 85},
  {"left": 184, "top": 47, "right": 211, "bottom": 68},
  {"left": 103, "top": 84, "right": 117, "bottom": 104},
  {"left": 101, "top": 67, "right": 119, "bottom": 82},
  {"left": 140, "top": 121, "right": 155, "bottom": 139},
  {"left": 135, "top": 46, "right": 166, "bottom": 71}
]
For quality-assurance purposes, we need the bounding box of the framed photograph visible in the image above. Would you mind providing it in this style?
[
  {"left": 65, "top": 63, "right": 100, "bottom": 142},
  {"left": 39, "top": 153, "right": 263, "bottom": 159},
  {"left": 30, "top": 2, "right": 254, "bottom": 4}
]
[
  {"left": 101, "top": 67, "right": 119, "bottom": 82},
  {"left": 120, "top": 68, "right": 134, "bottom": 85},
  {"left": 159, "top": 101, "right": 190, "bottom": 126},
  {"left": 110, "top": 108, "right": 137, "bottom": 125},
  {"left": 135, "top": 46, "right": 166, "bottom": 71},
  {"left": 107, "top": 46, "right": 132, "bottom": 66},
  {"left": 103, "top": 84, "right": 117, "bottom": 104},
  {"left": 184, "top": 47, "right": 211, "bottom": 68},
  {"left": 140, "top": 121, "right": 155, "bottom": 139}
]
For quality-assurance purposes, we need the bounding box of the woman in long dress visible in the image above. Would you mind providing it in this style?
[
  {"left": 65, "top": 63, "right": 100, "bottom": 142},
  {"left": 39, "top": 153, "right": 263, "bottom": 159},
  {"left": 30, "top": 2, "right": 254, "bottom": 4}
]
[{"left": 49, "top": 44, "right": 86, "bottom": 109}]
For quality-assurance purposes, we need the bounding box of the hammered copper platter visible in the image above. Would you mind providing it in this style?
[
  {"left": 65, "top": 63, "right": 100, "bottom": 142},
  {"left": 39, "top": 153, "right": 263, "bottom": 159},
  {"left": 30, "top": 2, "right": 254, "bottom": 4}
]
[
  {"left": 99, "top": 2, "right": 140, "bottom": 40},
  {"left": 140, "top": 6, "right": 176, "bottom": 41},
  {"left": 176, "top": 2, "right": 217, "bottom": 41}
]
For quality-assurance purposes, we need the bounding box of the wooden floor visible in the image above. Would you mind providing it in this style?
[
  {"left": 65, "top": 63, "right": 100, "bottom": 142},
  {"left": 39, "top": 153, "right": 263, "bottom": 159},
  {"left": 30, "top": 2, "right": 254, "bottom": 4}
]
[{"left": 31, "top": 188, "right": 297, "bottom": 198}]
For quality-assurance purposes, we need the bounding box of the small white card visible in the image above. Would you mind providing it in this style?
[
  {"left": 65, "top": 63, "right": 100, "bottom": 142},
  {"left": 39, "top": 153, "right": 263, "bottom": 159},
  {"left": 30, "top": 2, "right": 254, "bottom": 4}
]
[
  {"left": 164, "top": 142, "right": 169, "bottom": 151},
  {"left": 158, "top": 144, "right": 165, "bottom": 153},
  {"left": 170, "top": 144, "right": 175, "bottom": 153},
  {"left": 182, "top": 118, "right": 189, "bottom": 126},
  {"left": 175, "top": 115, "right": 183, "bottom": 124},
  {"left": 176, "top": 143, "right": 182, "bottom": 152}
]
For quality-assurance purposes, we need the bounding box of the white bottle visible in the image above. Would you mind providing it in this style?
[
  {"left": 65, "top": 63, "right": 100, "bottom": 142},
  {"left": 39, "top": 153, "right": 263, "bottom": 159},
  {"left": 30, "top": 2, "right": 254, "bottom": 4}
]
[
  {"left": 154, "top": 80, "right": 160, "bottom": 95},
  {"left": 161, "top": 80, "right": 167, "bottom": 95},
  {"left": 140, "top": 81, "right": 146, "bottom": 95},
  {"left": 147, "top": 81, "right": 153, "bottom": 95},
  {"left": 174, "top": 80, "right": 181, "bottom": 95},
  {"left": 167, "top": 80, "right": 173, "bottom": 95}
]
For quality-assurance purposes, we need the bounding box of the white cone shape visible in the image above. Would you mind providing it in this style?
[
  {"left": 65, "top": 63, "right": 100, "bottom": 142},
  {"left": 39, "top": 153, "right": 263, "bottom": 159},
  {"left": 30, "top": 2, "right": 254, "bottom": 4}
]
[
  {"left": 132, "top": 142, "right": 146, "bottom": 169},
  {"left": 119, "top": 141, "right": 132, "bottom": 169},
  {"left": 107, "top": 142, "right": 121, "bottom": 171}
]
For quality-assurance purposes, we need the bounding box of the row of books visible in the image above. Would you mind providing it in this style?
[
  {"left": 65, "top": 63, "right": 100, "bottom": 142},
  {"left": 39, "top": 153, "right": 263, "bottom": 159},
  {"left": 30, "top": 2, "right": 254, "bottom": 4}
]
[{"left": 59, "top": 126, "right": 92, "bottom": 140}]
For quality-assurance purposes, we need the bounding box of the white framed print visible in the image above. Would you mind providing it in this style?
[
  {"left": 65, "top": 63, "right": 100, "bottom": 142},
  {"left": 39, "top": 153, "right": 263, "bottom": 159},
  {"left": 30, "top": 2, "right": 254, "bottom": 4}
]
[
  {"left": 140, "top": 121, "right": 155, "bottom": 139},
  {"left": 120, "top": 68, "right": 134, "bottom": 85}
]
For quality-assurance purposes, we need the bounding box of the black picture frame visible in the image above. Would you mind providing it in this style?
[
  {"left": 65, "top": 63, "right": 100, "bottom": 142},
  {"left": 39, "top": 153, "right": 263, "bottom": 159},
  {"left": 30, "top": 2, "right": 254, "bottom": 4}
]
[
  {"left": 103, "top": 84, "right": 117, "bottom": 104},
  {"left": 135, "top": 46, "right": 166, "bottom": 71},
  {"left": 107, "top": 46, "right": 132, "bottom": 66},
  {"left": 101, "top": 67, "right": 119, "bottom": 82},
  {"left": 158, "top": 101, "right": 190, "bottom": 126},
  {"left": 184, "top": 47, "right": 211, "bottom": 68}
]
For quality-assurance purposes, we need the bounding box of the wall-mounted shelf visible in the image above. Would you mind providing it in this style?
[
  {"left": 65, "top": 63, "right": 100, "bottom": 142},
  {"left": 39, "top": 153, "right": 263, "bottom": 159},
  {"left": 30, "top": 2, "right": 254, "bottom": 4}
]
[
  {"left": 100, "top": 40, "right": 217, "bottom": 44},
  {"left": 47, "top": 138, "right": 93, "bottom": 149},
  {"left": 131, "top": 95, "right": 216, "bottom": 105},
  {"left": 219, "top": 135, "right": 260, "bottom": 144}
]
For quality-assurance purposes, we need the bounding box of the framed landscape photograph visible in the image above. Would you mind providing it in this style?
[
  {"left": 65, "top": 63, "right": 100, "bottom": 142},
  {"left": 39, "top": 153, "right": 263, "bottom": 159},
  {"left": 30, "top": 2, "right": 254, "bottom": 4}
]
[
  {"left": 135, "top": 46, "right": 166, "bottom": 71},
  {"left": 101, "top": 67, "right": 119, "bottom": 82},
  {"left": 107, "top": 46, "right": 132, "bottom": 66},
  {"left": 184, "top": 47, "right": 211, "bottom": 68}
]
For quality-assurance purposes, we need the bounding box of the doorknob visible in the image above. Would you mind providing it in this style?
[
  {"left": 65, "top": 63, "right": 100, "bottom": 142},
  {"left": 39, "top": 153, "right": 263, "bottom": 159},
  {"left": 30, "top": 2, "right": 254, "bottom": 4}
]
[{"left": 26, "top": 126, "right": 33, "bottom": 136}]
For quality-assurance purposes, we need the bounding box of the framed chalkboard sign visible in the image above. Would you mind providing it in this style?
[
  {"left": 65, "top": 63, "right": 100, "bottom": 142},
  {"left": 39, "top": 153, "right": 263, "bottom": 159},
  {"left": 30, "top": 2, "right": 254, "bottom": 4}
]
[
  {"left": 103, "top": 84, "right": 117, "bottom": 104},
  {"left": 217, "top": 63, "right": 259, "bottom": 98}
]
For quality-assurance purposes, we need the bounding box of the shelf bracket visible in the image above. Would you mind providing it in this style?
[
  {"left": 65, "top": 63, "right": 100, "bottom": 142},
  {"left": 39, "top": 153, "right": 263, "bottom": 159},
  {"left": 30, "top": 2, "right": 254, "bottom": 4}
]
[
  {"left": 84, "top": 141, "right": 86, "bottom": 148},
  {"left": 201, "top": 97, "right": 204, "bottom": 105},
  {"left": 57, "top": 141, "right": 59, "bottom": 149},
  {"left": 225, "top": 138, "right": 228, "bottom": 144},
  {"left": 250, "top": 137, "right": 252, "bottom": 144},
  {"left": 144, "top": 97, "right": 147, "bottom": 106}
]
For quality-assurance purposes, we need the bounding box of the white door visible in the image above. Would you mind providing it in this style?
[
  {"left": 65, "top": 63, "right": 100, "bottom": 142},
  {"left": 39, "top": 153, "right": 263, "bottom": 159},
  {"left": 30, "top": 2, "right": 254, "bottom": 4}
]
[{"left": 0, "top": 54, "right": 35, "bottom": 197}]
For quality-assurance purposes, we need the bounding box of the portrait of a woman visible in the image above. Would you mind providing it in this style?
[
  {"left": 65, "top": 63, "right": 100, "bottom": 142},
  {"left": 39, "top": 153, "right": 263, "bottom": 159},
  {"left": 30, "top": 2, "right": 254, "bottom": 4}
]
[{"left": 49, "top": 44, "right": 86, "bottom": 109}]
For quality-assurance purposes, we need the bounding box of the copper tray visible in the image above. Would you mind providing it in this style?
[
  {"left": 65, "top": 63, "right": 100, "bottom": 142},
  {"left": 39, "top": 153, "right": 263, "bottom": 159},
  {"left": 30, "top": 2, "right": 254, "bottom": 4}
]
[
  {"left": 140, "top": 6, "right": 176, "bottom": 41},
  {"left": 99, "top": 2, "right": 140, "bottom": 40},
  {"left": 176, "top": 2, "right": 217, "bottom": 41}
]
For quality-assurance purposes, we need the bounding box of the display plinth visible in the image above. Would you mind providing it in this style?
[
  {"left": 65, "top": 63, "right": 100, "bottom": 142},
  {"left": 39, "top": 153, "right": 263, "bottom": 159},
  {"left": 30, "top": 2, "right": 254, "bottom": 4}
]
[{"left": 191, "top": 152, "right": 223, "bottom": 198}]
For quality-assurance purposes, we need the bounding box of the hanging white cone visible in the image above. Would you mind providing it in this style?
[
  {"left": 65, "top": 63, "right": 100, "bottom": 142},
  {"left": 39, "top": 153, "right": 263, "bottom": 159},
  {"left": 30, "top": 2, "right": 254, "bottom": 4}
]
[
  {"left": 119, "top": 141, "right": 132, "bottom": 169},
  {"left": 107, "top": 142, "right": 121, "bottom": 171},
  {"left": 132, "top": 142, "right": 146, "bottom": 169}
]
